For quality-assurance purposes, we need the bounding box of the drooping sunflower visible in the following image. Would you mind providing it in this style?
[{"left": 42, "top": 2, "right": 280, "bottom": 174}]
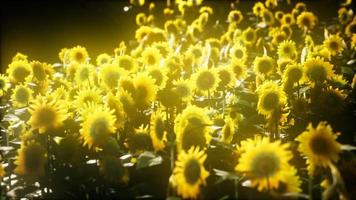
[
  {"left": 99, "top": 63, "right": 126, "bottom": 91},
  {"left": 174, "top": 105, "right": 212, "bottom": 151},
  {"left": 296, "top": 122, "right": 341, "bottom": 175},
  {"left": 173, "top": 78, "right": 193, "bottom": 103},
  {"left": 30, "top": 61, "right": 48, "bottom": 82},
  {"left": 115, "top": 55, "right": 137, "bottom": 72},
  {"left": 99, "top": 156, "right": 129, "bottom": 184},
  {"left": 142, "top": 46, "right": 162, "bottom": 66},
  {"left": 277, "top": 40, "right": 297, "bottom": 60},
  {"left": 304, "top": 57, "right": 334, "bottom": 83},
  {"left": 297, "top": 11, "right": 317, "bottom": 30},
  {"left": 150, "top": 109, "right": 167, "bottom": 151},
  {"left": 221, "top": 117, "right": 236, "bottom": 144},
  {"left": 323, "top": 34, "right": 344, "bottom": 56},
  {"left": 11, "top": 84, "right": 33, "bottom": 108},
  {"left": 235, "top": 137, "right": 293, "bottom": 191},
  {"left": 256, "top": 81, "right": 287, "bottom": 117},
  {"left": 0, "top": 74, "right": 10, "bottom": 96},
  {"left": 28, "top": 96, "right": 68, "bottom": 134},
  {"left": 193, "top": 68, "right": 220, "bottom": 94},
  {"left": 280, "top": 24, "right": 293, "bottom": 38},
  {"left": 14, "top": 141, "right": 47, "bottom": 178},
  {"left": 253, "top": 56, "right": 276, "bottom": 77},
  {"left": 345, "top": 19, "right": 356, "bottom": 37},
  {"left": 79, "top": 104, "right": 117, "bottom": 149},
  {"left": 12, "top": 52, "right": 28, "bottom": 62},
  {"left": 96, "top": 53, "right": 112, "bottom": 66},
  {"left": 172, "top": 147, "right": 209, "bottom": 199},
  {"left": 229, "top": 43, "right": 247, "bottom": 63},
  {"left": 136, "top": 12, "right": 147, "bottom": 26},
  {"left": 133, "top": 73, "right": 157, "bottom": 109},
  {"left": 69, "top": 45, "right": 89, "bottom": 63},
  {"left": 6, "top": 60, "right": 31, "bottom": 83}
]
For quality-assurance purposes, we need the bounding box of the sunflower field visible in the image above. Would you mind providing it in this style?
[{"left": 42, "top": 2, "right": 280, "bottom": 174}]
[{"left": 1, "top": 0, "right": 356, "bottom": 199}]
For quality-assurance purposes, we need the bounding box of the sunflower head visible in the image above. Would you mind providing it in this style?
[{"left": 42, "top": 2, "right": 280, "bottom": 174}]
[
  {"left": 28, "top": 96, "right": 68, "bottom": 134},
  {"left": 7, "top": 60, "right": 31, "bottom": 83},
  {"left": 126, "top": 125, "right": 153, "bottom": 154},
  {"left": 115, "top": 55, "right": 137, "bottom": 72},
  {"left": 241, "top": 28, "right": 257, "bottom": 46},
  {"left": 317, "top": 87, "right": 346, "bottom": 115},
  {"left": 229, "top": 43, "right": 247, "bottom": 62},
  {"left": 11, "top": 84, "right": 33, "bottom": 108},
  {"left": 304, "top": 57, "right": 334, "bottom": 83},
  {"left": 148, "top": 66, "right": 168, "bottom": 89},
  {"left": 79, "top": 104, "right": 117, "bottom": 149},
  {"left": 150, "top": 109, "right": 167, "bottom": 151},
  {"left": 221, "top": 118, "right": 236, "bottom": 144},
  {"left": 256, "top": 81, "right": 287, "bottom": 117},
  {"left": 96, "top": 53, "right": 112, "bottom": 66},
  {"left": 69, "top": 45, "right": 89, "bottom": 63},
  {"left": 75, "top": 63, "right": 95, "bottom": 86},
  {"left": 277, "top": 40, "right": 297, "bottom": 60},
  {"left": 173, "top": 78, "right": 193, "bottom": 102},
  {"left": 193, "top": 68, "right": 220, "bottom": 94},
  {"left": 296, "top": 122, "right": 341, "bottom": 175},
  {"left": 99, "top": 63, "right": 126, "bottom": 91},
  {"left": 75, "top": 85, "right": 103, "bottom": 107},
  {"left": 133, "top": 73, "right": 157, "bottom": 109},
  {"left": 345, "top": 20, "right": 356, "bottom": 37},
  {"left": 253, "top": 56, "right": 276, "bottom": 77},
  {"left": 15, "top": 141, "right": 47, "bottom": 178},
  {"left": 297, "top": 11, "right": 317, "bottom": 30},
  {"left": 323, "top": 34, "right": 344, "bottom": 56},
  {"left": 227, "top": 10, "right": 243, "bottom": 24},
  {"left": 142, "top": 46, "right": 162, "bottom": 66},
  {"left": 0, "top": 74, "right": 10, "bottom": 95},
  {"left": 261, "top": 9, "right": 275, "bottom": 26},
  {"left": 172, "top": 147, "right": 209, "bottom": 199},
  {"left": 230, "top": 59, "right": 247, "bottom": 80},
  {"left": 235, "top": 137, "right": 292, "bottom": 191},
  {"left": 106, "top": 92, "right": 125, "bottom": 130}
]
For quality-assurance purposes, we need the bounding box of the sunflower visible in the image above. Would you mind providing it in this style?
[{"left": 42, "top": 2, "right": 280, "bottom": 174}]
[
  {"left": 282, "top": 13, "right": 294, "bottom": 25},
  {"left": 221, "top": 118, "right": 236, "bottom": 144},
  {"left": 304, "top": 57, "right": 334, "bottom": 83},
  {"left": 280, "top": 167, "right": 302, "bottom": 193},
  {"left": 79, "top": 104, "right": 117, "bottom": 149},
  {"left": 14, "top": 141, "right": 47, "bottom": 178},
  {"left": 99, "top": 63, "right": 126, "bottom": 91},
  {"left": 338, "top": 8, "right": 351, "bottom": 24},
  {"left": 241, "top": 27, "right": 257, "bottom": 46},
  {"left": 12, "top": 52, "right": 28, "bottom": 62},
  {"left": 280, "top": 24, "right": 293, "bottom": 38},
  {"left": 174, "top": 105, "right": 212, "bottom": 151},
  {"left": 227, "top": 10, "right": 243, "bottom": 24},
  {"left": 136, "top": 12, "right": 147, "bottom": 26},
  {"left": 69, "top": 45, "right": 89, "bottom": 63},
  {"left": 229, "top": 43, "right": 247, "bottom": 63},
  {"left": 282, "top": 63, "right": 304, "bottom": 92},
  {"left": 75, "top": 63, "right": 95, "bottom": 86},
  {"left": 217, "top": 66, "right": 236, "bottom": 89},
  {"left": 0, "top": 74, "right": 10, "bottom": 97},
  {"left": 142, "top": 46, "right": 162, "bottom": 66},
  {"left": 229, "top": 59, "right": 247, "bottom": 80},
  {"left": 150, "top": 110, "right": 167, "bottom": 151},
  {"left": 6, "top": 60, "right": 31, "bottom": 83},
  {"left": 297, "top": 11, "right": 317, "bottom": 30},
  {"left": 28, "top": 96, "right": 68, "bottom": 134},
  {"left": 173, "top": 78, "right": 193, "bottom": 102},
  {"left": 256, "top": 81, "right": 287, "bottom": 117},
  {"left": 172, "top": 147, "right": 209, "bottom": 199},
  {"left": 99, "top": 156, "right": 129, "bottom": 184},
  {"left": 296, "top": 122, "right": 341, "bottom": 175},
  {"left": 323, "top": 34, "right": 344, "bottom": 56},
  {"left": 133, "top": 73, "right": 157, "bottom": 109},
  {"left": 252, "top": 2, "right": 265, "bottom": 17},
  {"left": 253, "top": 56, "right": 276, "bottom": 77},
  {"left": 106, "top": 92, "right": 125, "bottom": 130},
  {"left": 193, "top": 68, "right": 220, "bottom": 94},
  {"left": 115, "top": 55, "right": 137, "bottom": 72},
  {"left": 275, "top": 11, "right": 284, "bottom": 22},
  {"left": 148, "top": 66, "right": 168, "bottom": 89},
  {"left": 235, "top": 137, "right": 292, "bottom": 191},
  {"left": 75, "top": 85, "right": 103, "bottom": 107},
  {"left": 271, "top": 30, "right": 287, "bottom": 46},
  {"left": 261, "top": 9, "right": 275, "bottom": 26},
  {"left": 277, "top": 40, "right": 297, "bottom": 60},
  {"left": 11, "top": 84, "right": 33, "bottom": 108},
  {"left": 30, "top": 61, "right": 48, "bottom": 82},
  {"left": 345, "top": 19, "right": 356, "bottom": 37},
  {"left": 126, "top": 125, "right": 153, "bottom": 154},
  {"left": 96, "top": 53, "right": 112, "bottom": 66},
  {"left": 119, "top": 89, "right": 136, "bottom": 118}
]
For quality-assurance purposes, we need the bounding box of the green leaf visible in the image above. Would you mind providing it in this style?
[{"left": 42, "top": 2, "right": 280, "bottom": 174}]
[
  {"left": 341, "top": 144, "right": 356, "bottom": 151},
  {"left": 136, "top": 151, "right": 162, "bottom": 169}
]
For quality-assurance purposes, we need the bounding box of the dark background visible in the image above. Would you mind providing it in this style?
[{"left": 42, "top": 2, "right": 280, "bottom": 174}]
[{"left": 0, "top": 0, "right": 343, "bottom": 72}]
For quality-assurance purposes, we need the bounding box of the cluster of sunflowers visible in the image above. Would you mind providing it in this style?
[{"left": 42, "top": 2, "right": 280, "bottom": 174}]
[{"left": 1, "top": 0, "right": 356, "bottom": 199}]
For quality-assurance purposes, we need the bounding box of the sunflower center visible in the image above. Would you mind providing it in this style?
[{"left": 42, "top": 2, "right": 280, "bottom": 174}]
[
  {"left": 235, "top": 49, "right": 244, "bottom": 59},
  {"left": 32, "top": 63, "right": 46, "bottom": 81},
  {"left": 283, "top": 46, "right": 291, "bottom": 54},
  {"left": 245, "top": 32, "right": 254, "bottom": 41},
  {"left": 89, "top": 118, "right": 109, "bottom": 142},
  {"left": 257, "top": 59, "right": 273, "bottom": 74},
  {"left": 184, "top": 159, "right": 201, "bottom": 185},
  {"left": 218, "top": 70, "right": 231, "bottom": 86},
  {"left": 147, "top": 54, "right": 157, "bottom": 65},
  {"left": 75, "top": 52, "right": 84, "bottom": 62},
  {"left": 328, "top": 41, "right": 339, "bottom": 51},
  {"left": 15, "top": 88, "right": 30, "bottom": 104},
  {"left": 349, "top": 24, "right": 356, "bottom": 34},
  {"left": 310, "top": 135, "right": 331, "bottom": 156},
  {"left": 119, "top": 58, "right": 133, "bottom": 71},
  {"left": 135, "top": 84, "right": 148, "bottom": 101},
  {"left": 302, "top": 17, "right": 311, "bottom": 28},
  {"left": 196, "top": 71, "right": 215, "bottom": 91},
  {"left": 149, "top": 70, "right": 163, "bottom": 86},
  {"left": 181, "top": 117, "right": 207, "bottom": 151},
  {"left": 13, "top": 66, "right": 30, "bottom": 82},
  {"left": 175, "top": 84, "right": 189, "bottom": 98},
  {"left": 104, "top": 70, "right": 120, "bottom": 88},
  {"left": 37, "top": 107, "right": 56, "bottom": 126},
  {"left": 78, "top": 68, "right": 90, "bottom": 81},
  {"left": 287, "top": 68, "right": 303, "bottom": 82},
  {"left": 308, "top": 65, "right": 327, "bottom": 82},
  {"left": 251, "top": 152, "right": 280, "bottom": 178},
  {"left": 154, "top": 118, "right": 165, "bottom": 140},
  {"left": 0, "top": 79, "right": 5, "bottom": 89},
  {"left": 262, "top": 92, "right": 279, "bottom": 111}
]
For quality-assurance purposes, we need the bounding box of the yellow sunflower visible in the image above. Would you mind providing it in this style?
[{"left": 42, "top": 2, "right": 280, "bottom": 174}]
[
  {"left": 282, "top": 13, "right": 294, "bottom": 25},
  {"left": 235, "top": 137, "right": 292, "bottom": 191},
  {"left": 75, "top": 85, "right": 103, "bottom": 107},
  {"left": 229, "top": 43, "right": 247, "bottom": 63},
  {"left": 6, "top": 60, "right": 31, "bottom": 83},
  {"left": 221, "top": 117, "right": 236, "bottom": 144},
  {"left": 253, "top": 56, "right": 276, "bottom": 77},
  {"left": 174, "top": 105, "right": 212, "bottom": 151},
  {"left": 12, "top": 52, "right": 28, "bottom": 62},
  {"left": 252, "top": 2, "right": 265, "bottom": 17},
  {"left": 79, "top": 104, "right": 117, "bottom": 149},
  {"left": 217, "top": 66, "right": 236, "bottom": 89},
  {"left": 142, "top": 46, "right": 162, "bottom": 66},
  {"left": 69, "top": 45, "right": 89, "bottom": 63},
  {"left": 0, "top": 74, "right": 10, "bottom": 97},
  {"left": 256, "top": 81, "right": 287, "bottom": 117},
  {"left": 172, "top": 147, "right": 209, "bottom": 199},
  {"left": 282, "top": 63, "right": 304, "bottom": 92},
  {"left": 280, "top": 166, "right": 302, "bottom": 193},
  {"left": 75, "top": 63, "right": 95, "bottom": 86},
  {"left": 296, "top": 122, "right": 341, "bottom": 175},
  {"left": 99, "top": 63, "right": 126, "bottom": 91},
  {"left": 193, "top": 68, "right": 220, "bottom": 94},
  {"left": 148, "top": 66, "right": 168, "bottom": 89},
  {"left": 338, "top": 8, "right": 351, "bottom": 24},
  {"left": 227, "top": 10, "right": 243, "bottom": 24},
  {"left": 345, "top": 19, "right": 356, "bottom": 37},
  {"left": 318, "top": 87, "right": 346, "bottom": 115},
  {"left": 173, "top": 78, "right": 193, "bottom": 102},
  {"left": 28, "top": 96, "right": 68, "bottom": 134},
  {"left": 126, "top": 125, "right": 153, "bottom": 154},
  {"left": 96, "top": 53, "right": 112, "bottom": 66},
  {"left": 11, "top": 84, "right": 33, "bottom": 108},
  {"left": 304, "top": 57, "right": 334, "bottom": 83},
  {"left": 323, "top": 34, "right": 345, "bottom": 56},
  {"left": 277, "top": 40, "right": 297, "bottom": 60},
  {"left": 99, "top": 156, "right": 129, "bottom": 184},
  {"left": 106, "top": 92, "right": 125, "bottom": 130},
  {"left": 14, "top": 141, "right": 47, "bottom": 178},
  {"left": 150, "top": 109, "right": 167, "bottom": 151},
  {"left": 136, "top": 12, "right": 147, "bottom": 26},
  {"left": 133, "top": 73, "right": 157, "bottom": 109},
  {"left": 261, "top": 9, "right": 275, "bottom": 26},
  {"left": 115, "top": 55, "right": 137, "bottom": 72},
  {"left": 30, "top": 61, "right": 48, "bottom": 82},
  {"left": 241, "top": 27, "right": 257, "bottom": 46},
  {"left": 229, "top": 59, "right": 247, "bottom": 80},
  {"left": 297, "top": 11, "right": 317, "bottom": 30}
]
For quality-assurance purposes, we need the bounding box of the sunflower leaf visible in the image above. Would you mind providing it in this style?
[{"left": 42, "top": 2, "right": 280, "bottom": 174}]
[
  {"left": 136, "top": 151, "right": 162, "bottom": 169},
  {"left": 341, "top": 144, "right": 356, "bottom": 151}
]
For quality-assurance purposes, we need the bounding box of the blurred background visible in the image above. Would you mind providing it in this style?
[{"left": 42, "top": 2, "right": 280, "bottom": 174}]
[{"left": 0, "top": 0, "right": 343, "bottom": 72}]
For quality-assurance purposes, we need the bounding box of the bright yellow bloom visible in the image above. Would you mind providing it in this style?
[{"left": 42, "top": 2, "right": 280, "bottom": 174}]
[
  {"left": 133, "top": 73, "right": 157, "bottom": 109},
  {"left": 277, "top": 40, "right": 297, "bottom": 60},
  {"left": 96, "top": 53, "right": 112, "bottom": 66},
  {"left": 193, "top": 68, "right": 220, "bottom": 94},
  {"left": 304, "top": 57, "right": 334, "bottom": 83},
  {"left": 69, "top": 45, "right": 89, "bottom": 63},
  {"left": 11, "top": 84, "right": 33, "bottom": 108},
  {"left": 297, "top": 11, "right": 317, "bottom": 30},
  {"left": 323, "top": 34, "right": 344, "bottom": 56},
  {"left": 253, "top": 56, "right": 276, "bottom": 77},
  {"left": 6, "top": 60, "right": 31, "bottom": 83},
  {"left": 150, "top": 109, "right": 167, "bottom": 151},
  {"left": 256, "top": 81, "right": 287, "bottom": 117}
]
